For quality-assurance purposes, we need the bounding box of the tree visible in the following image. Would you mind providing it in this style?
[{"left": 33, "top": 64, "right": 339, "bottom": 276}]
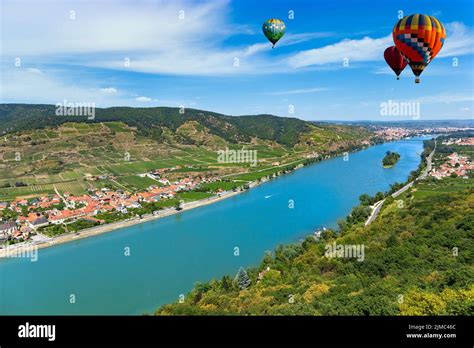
[
  {"left": 399, "top": 290, "right": 446, "bottom": 315},
  {"left": 382, "top": 151, "right": 400, "bottom": 167},
  {"left": 347, "top": 205, "right": 371, "bottom": 224},
  {"left": 389, "top": 182, "right": 404, "bottom": 194},
  {"left": 337, "top": 219, "right": 348, "bottom": 233},
  {"left": 221, "top": 275, "right": 233, "bottom": 291},
  {"left": 374, "top": 191, "right": 385, "bottom": 202},
  {"left": 359, "top": 193, "right": 371, "bottom": 206},
  {"left": 235, "top": 267, "right": 251, "bottom": 290}
]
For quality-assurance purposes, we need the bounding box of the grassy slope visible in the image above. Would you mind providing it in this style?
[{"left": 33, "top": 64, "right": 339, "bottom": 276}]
[{"left": 156, "top": 177, "right": 473, "bottom": 315}]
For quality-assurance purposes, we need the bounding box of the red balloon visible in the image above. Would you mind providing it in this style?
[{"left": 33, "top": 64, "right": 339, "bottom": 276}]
[{"left": 384, "top": 46, "right": 407, "bottom": 80}]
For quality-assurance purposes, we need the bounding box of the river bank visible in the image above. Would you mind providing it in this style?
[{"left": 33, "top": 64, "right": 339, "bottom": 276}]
[
  {"left": 0, "top": 140, "right": 400, "bottom": 258},
  {"left": 0, "top": 170, "right": 285, "bottom": 258},
  {"left": 0, "top": 183, "right": 249, "bottom": 258},
  {"left": 0, "top": 140, "right": 371, "bottom": 257},
  {"left": 0, "top": 138, "right": 426, "bottom": 259},
  {"left": 0, "top": 137, "right": 427, "bottom": 315},
  {"left": 365, "top": 137, "right": 436, "bottom": 226}
]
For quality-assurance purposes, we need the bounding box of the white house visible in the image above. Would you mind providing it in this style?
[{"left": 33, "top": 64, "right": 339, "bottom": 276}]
[{"left": 0, "top": 221, "right": 17, "bottom": 235}]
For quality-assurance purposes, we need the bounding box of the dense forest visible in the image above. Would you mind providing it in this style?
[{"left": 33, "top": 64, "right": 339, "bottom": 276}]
[
  {"left": 0, "top": 104, "right": 370, "bottom": 148},
  {"left": 156, "top": 176, "right": 473, "bottom": 315}
]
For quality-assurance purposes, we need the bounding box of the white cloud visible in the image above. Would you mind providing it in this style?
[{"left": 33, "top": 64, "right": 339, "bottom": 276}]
[
  {"left": 438, "top": 22, "right": 474, "bottom": 58},
  {"left": 265, "top": 87, "right": 328, "bottom": 95},
  {"left": 135, "top": 96, "right": 153, "bottom": 102},
  {"left": 278, "top": 32, "right": 335, "bottom": 46},
  {"left": 26, "top": 68, "right": 44, "bottom": 75},
  {"left": 0, "top": 0, "right": 344, "bottom": 76},
  {"left": 100, "top": 87, "right": 118, "bottom": 94},
  {"left": 1, "top": 0, "right": 278, "bottom": 76},
  {"left": 0, "top": 0, "right": 472, "bottom": 82},
  {"left": 1, "top": 0, "right": 231, "bottom": 55},
  {"left": 0, "top": 67, "right": 202, "bottom": 108},
  {"left": 1, "top": 68, "right": 134, "bottom": 107},
  {"left": 0, "top": 69, "right": 96, "bottom": 103},
  {"left": 288, "top": 35, "right": 392, "bottom": 68},
  {"left": 287, "top": 21, "right": 474, "bottom": 70}
]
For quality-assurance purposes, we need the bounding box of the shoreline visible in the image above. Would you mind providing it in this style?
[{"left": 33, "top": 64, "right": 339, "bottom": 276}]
[
  {"left": 0, "top": 178, "right": 267, "bottom": 258},
  {"left": 0, "top": 136, "right": 426, "bottom": 258}
]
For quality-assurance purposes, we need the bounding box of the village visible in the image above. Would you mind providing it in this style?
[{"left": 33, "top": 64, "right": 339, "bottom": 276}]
[
  {"left": 374, "top": 127, "right": 413, "bottom": 140},
  {"left": 0, "top": 168, "right": 221, "bottom": 246},
  {"left": 429, "top": 137, "right": 474, "bottom": 180},
  {"left": 430, "top": 152, "right": 474, "bottom": 180},
  {"left": 373, "top": 126, "right": 474, "bottom": 141}
]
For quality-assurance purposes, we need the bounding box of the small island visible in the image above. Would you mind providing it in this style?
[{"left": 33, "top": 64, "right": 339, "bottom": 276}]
[{"left": 382, "top": 151, "right": 400, "bottom": 168}]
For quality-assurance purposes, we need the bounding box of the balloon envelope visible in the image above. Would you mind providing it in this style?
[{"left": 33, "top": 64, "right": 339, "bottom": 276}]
[
  {"left": 392, "top": 14, "right": 446, "bottom": 82},
  {"left": 262, "top": 19, "right": 286, "bottom": 47},
  {"left": 384, "top": 46, "right": 408, "bottom": 79}
]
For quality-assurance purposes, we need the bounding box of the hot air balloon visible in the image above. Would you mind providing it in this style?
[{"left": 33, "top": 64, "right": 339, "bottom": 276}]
[
  {"left": 262, "top": 19, "right": 286, "bottom": 48},
  {"left": 384, "top": 46, "right": 407, "bottom": 80},
  {"left": 393, "top": 14, "right": 446, "bottom": 83}
]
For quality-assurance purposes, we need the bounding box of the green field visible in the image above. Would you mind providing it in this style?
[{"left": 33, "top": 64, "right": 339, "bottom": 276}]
[
  {"left": 231, "top": 168, "right": 282, "bottom": 182},
  {"left": 54, "top": 181, "right": 88, "bottom": 196},
  {"left": 177, "top": 191, "right": 213, "bottom": 202},
  {"left": 413, "top": 178, "right": 473, "bottom": 199},
  {"left": 199, "top": 181, "right": 240, "bottom": 192},
  {"left": 0, "top": 184, "right": 56, "bottom": 201},
  {"left": 116, "top": 175, "right": 159, "bottom": 191}
]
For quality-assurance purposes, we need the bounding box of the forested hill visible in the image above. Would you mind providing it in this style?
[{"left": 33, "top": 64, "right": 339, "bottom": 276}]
[{"left": 0, "top": 104, "right": 370, "bottom": 148}]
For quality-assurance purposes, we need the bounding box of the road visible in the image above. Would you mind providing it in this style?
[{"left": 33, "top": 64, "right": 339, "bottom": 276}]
[
  {"left": 364, "top": 199, "right": 385, "bottom": 226},
  {"left": 391, "top": 181, "right": 414, "bottom": 199},
  {"left": 418, "top": 138, "right": 436, "bottom": 180}
]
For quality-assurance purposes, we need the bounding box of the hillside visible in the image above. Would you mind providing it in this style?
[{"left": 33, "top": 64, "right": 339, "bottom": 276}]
[
  {"left": 0, "top": 104, "right": 371, "bottom": 148},
  {"left": 0, "top": 104, "right": 372, "bottom": 201}
]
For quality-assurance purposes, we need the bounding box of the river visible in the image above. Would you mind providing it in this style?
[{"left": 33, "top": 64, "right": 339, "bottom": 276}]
[{"left": 0, "top": 137, "right": 428, "bottom": 315}]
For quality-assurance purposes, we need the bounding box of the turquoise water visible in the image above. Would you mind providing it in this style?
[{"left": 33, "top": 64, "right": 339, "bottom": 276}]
[{"left": 0, "top": 138, "right": 427, "bottom": 315}]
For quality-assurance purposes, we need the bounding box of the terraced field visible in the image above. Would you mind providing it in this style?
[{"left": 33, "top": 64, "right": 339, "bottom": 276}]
[
  {"left": 0, "top": 111, "right": 373, "bottom": 201},
  {"left": 116, "top": 175, "right": 160, "bottom": 191},
  {"left": 0, "top": 183, "right": 56, "bottom": 200},
  {"left": 0, "top": 121, "right": 309, "bottom": 200}
]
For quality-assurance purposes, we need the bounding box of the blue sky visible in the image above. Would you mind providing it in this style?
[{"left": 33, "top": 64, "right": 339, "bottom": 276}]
[{"left": 1, "top": 0, "right": 473, "bottom": 120}]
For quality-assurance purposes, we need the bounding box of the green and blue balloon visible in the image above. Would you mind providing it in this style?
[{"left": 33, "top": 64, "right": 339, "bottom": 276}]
[{"left": 262, "top": 19, "right": 286, "bottom": 48}]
